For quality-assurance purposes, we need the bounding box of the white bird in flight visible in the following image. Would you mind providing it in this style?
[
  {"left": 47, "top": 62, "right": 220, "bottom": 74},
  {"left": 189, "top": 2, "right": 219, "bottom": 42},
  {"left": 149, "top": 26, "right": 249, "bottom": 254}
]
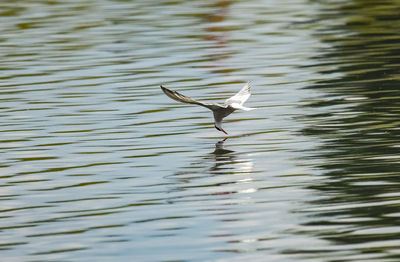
[{"left": 160, "top": 82, "right": 255, "bottom": 135}]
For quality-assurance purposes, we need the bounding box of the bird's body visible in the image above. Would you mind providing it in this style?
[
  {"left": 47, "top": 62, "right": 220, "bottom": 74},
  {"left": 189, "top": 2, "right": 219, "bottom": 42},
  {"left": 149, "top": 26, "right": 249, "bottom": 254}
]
[{"left": 160, "top": 82, "right": 255, "bottom": 134}]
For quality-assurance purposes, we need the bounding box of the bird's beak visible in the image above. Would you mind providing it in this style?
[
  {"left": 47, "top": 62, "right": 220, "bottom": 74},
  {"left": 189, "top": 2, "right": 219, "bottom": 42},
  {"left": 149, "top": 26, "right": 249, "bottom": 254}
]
[{"left": 221, "top": 128, "right": 228, "bottom": 135}]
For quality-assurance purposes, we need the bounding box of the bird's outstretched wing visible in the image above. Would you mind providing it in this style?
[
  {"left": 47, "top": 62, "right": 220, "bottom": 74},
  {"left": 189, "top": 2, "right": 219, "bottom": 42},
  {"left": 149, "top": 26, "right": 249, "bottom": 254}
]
[
  {"left": 160, "top": 85, "right": 213, "bottom": 109},
  {"left": 224, "top": 82, "right": 251, "bottom": 106}
]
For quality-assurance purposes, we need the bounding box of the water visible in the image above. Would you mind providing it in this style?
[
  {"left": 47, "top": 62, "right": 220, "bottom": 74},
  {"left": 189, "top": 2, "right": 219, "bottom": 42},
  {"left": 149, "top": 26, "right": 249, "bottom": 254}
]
[{"left": 1, "top": 0, "right": 400, "bottom": 261}]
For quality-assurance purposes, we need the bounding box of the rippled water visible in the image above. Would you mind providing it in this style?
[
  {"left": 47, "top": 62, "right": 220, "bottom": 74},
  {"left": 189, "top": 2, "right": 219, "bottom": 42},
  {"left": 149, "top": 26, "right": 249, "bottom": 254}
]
[{"left": 1, "top": 0, "right": 400, "bottom": 261}]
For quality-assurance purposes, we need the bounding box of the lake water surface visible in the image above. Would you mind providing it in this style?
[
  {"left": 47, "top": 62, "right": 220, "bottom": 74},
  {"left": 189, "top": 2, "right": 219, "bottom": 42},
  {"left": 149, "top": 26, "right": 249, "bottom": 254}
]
[{"left": 1, "top": 0, "right": 400, "bottom": 261}]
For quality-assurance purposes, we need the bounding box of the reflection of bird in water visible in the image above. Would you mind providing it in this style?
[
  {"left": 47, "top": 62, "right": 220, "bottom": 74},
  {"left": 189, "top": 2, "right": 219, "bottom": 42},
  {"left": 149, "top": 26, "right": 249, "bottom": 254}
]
[
  {"left": 209, "top": 138, "right": 236, "bottom": 174},
  {"left": 212, "top": 138, "right": 234, "bottom": 155},
  {"left": 160, "top": 82, "right": 255, "bottom": 135}
]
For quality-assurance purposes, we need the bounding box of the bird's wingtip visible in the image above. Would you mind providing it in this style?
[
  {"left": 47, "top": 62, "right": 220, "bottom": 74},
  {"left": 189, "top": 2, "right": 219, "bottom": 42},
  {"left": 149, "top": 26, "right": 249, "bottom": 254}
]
[
  {"left": 243, "top": 81, "right": 251, "bottom": 92},
  {"left": 160, "top": 85, "right": 169, "bottom": 95},
  {"left": 160, "top": 85, "right": 168, "bottom": 92}
]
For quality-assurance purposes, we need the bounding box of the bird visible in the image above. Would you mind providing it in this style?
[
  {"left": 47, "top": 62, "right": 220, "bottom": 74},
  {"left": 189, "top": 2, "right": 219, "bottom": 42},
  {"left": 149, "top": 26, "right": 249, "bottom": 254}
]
[{"left": 160, "top": 82, "right": 255, "bottom": 135}]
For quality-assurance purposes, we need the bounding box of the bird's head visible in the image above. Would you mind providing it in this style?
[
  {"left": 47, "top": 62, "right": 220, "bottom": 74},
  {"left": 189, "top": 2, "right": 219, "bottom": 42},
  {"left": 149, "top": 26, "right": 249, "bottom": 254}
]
[{"left": 214, "top": 124, "right": 228, "bottom": 135}]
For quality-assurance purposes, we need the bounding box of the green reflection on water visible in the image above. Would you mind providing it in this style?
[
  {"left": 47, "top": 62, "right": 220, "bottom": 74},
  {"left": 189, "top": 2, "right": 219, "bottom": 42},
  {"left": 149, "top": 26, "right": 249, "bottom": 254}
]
[{"left": 296, "top": 0, "right": 400, "bottom": 260}]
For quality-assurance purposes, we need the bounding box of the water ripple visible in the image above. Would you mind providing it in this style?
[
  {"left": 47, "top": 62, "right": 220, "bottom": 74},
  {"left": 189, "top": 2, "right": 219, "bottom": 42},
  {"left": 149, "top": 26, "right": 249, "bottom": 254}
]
[{"left": 1, "top": 0, "right": 400, "bottom": 261}]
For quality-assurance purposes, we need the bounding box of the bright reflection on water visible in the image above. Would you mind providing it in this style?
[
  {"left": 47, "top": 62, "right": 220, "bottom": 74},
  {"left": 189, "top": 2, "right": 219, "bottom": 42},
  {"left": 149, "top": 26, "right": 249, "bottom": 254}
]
[{"left": 1, "top": 0, "right": 400, "bottom": 261}]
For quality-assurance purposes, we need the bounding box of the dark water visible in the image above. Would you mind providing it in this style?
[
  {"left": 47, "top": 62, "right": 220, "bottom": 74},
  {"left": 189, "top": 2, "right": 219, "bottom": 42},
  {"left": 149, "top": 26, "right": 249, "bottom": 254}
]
[{"left": 1, "top": 0, "right": 400, "bottom": 261}]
